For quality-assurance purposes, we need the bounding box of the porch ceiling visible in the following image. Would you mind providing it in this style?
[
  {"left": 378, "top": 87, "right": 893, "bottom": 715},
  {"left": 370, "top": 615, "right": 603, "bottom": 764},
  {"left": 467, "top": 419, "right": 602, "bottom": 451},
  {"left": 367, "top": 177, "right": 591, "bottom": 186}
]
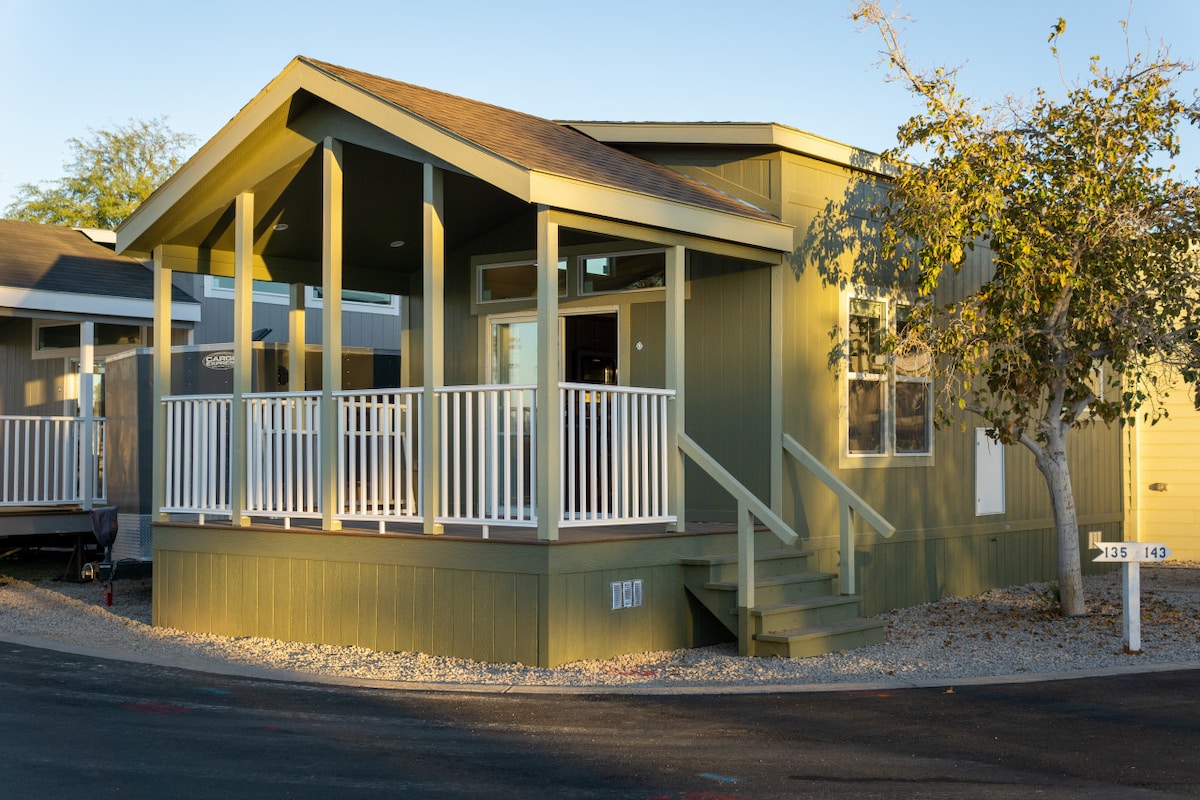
[{"left": 168, "top": 141, "right": 535, "bottom": 294}]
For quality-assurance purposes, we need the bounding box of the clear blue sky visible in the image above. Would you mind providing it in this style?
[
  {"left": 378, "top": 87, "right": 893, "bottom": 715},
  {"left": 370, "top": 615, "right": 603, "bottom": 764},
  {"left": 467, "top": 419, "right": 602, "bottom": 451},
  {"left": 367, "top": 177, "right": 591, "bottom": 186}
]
[{"left": 1, "top": 0, "right": 1197, "bottom": 211}]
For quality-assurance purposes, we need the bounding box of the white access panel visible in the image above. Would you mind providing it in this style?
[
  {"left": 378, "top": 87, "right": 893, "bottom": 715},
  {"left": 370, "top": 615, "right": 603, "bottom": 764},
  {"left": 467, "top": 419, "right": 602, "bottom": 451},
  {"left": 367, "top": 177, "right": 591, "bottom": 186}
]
[{"left": 975, "top": 428, "right": 1005, "bottom": 516}]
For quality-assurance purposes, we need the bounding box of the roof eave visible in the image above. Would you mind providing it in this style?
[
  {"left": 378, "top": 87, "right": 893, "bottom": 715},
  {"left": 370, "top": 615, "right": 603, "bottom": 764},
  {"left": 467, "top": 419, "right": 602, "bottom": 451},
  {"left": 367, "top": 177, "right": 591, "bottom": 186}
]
[{"left": 529, "top": 172, "right": 793, "bottom": 254}]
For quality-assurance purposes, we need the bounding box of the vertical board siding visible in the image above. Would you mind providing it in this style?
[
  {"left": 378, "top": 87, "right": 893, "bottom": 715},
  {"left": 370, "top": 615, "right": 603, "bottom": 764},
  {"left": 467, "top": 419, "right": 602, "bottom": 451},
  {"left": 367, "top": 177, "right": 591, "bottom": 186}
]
[
  {"left": 779, "top": 151, "right": 1124, "bottom": 609},
  {"left": 152, "top": 527, "right": 734, "bottom": 667}
]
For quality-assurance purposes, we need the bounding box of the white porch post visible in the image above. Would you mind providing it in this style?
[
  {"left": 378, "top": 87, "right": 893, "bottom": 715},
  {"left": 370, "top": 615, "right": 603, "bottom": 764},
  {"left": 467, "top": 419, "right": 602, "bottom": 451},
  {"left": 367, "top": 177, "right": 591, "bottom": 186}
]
[
  {"left": 665, "top": 245, "right": 686, "bottom": 531},
  {"left": 770, "top": 260, "right": 783, "bottom": 516},
  {"left": 288, "top": 283, "right": 306, "bottom": 391},
  {"left": 320, "top": 138, "right": 344, "bottom": 531},
  {"left": 79, "top": 320, "right": 95, "bottom": 510},
  {"left": 421, "top": 163, "right": 445, "bottom": 535},
  {"left": 231, "top": 191, "right": 254, "bottom": 527},
  {"left": 152, "top": 247, "right": 171, "bottom": 521},
  {"left": 536, "top": 207, "right": 560, "bottom": 541}
]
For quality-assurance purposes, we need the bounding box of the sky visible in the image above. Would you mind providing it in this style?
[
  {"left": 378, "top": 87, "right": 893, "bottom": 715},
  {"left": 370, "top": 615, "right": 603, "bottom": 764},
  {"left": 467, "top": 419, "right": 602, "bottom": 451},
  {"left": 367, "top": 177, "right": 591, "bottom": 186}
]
[{"left": 1, "top": 0, "right": 1198, "bottom": 211}]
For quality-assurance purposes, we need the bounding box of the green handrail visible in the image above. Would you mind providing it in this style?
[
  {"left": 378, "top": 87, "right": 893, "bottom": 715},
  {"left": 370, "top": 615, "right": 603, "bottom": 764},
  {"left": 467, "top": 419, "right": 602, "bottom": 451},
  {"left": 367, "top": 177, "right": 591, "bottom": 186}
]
[
  {"left": 678, "top": 432, "right": 799, "bottom": 656},
  {"left": 781, "top": 433, "right": 895, "bottom": 595}
]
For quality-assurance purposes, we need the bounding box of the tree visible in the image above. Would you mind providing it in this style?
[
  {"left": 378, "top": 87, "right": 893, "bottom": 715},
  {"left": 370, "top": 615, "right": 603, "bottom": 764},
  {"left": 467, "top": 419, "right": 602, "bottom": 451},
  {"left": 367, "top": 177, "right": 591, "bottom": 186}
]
[
  {"left": 4, "top": 117, "right": 194, "bottom": 229},
  {"left": 851, "top": 2, "right": 1200, "bottom": 615}
]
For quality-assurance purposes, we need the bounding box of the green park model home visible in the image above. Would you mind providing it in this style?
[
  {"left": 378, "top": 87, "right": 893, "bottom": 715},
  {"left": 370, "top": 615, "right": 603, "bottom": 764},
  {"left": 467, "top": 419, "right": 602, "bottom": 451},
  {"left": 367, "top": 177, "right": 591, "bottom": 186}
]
[{"left": 115, "top": 57, "right": 1122, "bottom": 667}]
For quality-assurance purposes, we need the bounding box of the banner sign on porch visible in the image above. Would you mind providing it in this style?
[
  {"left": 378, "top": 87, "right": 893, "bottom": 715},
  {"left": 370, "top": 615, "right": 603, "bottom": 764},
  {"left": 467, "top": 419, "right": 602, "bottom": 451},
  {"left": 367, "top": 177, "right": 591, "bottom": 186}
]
[{"left": 202, "top": 351, "right": 235, "bottom": 370}]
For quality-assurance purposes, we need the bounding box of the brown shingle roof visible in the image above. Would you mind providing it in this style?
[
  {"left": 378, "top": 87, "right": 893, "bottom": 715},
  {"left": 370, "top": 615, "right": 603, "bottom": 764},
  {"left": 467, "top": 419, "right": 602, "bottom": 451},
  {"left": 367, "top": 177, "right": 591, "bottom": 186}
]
[
  {"left": 0, "top": 219, "right": 196, "bottom": 305},
  {"left": 302, "top": 58, "right": 779, "bottom": 224}
]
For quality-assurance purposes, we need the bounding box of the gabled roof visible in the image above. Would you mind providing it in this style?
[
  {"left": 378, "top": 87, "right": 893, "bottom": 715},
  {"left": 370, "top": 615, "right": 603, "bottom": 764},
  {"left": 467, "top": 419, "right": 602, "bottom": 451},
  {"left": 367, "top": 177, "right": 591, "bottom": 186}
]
[
  {"left": 561, "top": 121, "right": 899, "bottom": 178},
  {"left": 119, "top": 57, "right": 793, "bottom": 258},
  {"left": 304, "top": 59, "right": 781, "bottom": 223},
  {"left": 0, "top": 219, "right": 199, "bottom": 321}
]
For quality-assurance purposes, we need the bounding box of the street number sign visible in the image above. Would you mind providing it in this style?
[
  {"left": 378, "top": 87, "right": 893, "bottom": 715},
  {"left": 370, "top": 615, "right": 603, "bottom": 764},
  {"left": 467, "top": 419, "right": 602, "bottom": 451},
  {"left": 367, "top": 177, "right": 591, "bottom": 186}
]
[{"left": 1091, "top": 542, "right": 1172, "bottom": 563}]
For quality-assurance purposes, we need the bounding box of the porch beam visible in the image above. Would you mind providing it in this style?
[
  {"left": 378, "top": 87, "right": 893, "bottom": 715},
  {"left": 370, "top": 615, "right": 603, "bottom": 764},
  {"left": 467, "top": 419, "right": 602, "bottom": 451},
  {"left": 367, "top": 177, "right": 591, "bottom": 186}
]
[
  {"left": 151, "top": 247, "right": 171, "bottom": 522},
  {"left": 536, "top": 207, "right": 561, "bottom": 541},
  {"left": 289, "top": 283, "right": 306, "bottom": 391},
  {"left": 320, "top": 138, "right": 344, "bottom": 532},
  {"left": 665, "top": 245, "right": 686, "bottom": 531},
  {"left": 421, "top": 163, "right": 445, "bottom": 535},
  {"left": 231, "top": 191, "right": 254, "bottom": 527},
  {"left": 158, "top": 244, "right": 316, "bottom": 282},
  {"left": 546, "top": 209, "right": 785, "bottom": 266}
]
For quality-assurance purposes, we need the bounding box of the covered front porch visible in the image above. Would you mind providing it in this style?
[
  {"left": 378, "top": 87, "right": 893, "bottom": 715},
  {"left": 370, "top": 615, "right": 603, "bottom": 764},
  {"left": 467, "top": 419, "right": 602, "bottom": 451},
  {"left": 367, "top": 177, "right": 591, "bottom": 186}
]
[{"left": 115, "top": 58, "right": 895, "bottom": 665}]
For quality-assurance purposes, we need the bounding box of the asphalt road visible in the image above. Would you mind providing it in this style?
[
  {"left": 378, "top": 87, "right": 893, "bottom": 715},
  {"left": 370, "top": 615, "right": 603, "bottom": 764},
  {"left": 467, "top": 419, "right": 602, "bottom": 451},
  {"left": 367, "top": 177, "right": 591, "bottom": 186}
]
[{"left": 2, "top": 642, "right": 1197, "bottom": 799}]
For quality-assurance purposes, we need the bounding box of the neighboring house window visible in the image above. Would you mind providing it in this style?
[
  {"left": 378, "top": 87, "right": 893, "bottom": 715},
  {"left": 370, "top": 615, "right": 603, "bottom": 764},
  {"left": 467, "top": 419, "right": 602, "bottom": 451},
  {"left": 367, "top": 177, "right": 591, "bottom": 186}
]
[
  {"left": 845, "top": 294, "right": 932, "bottom": 460},
  {"left": 32, "top": 321, "right": 145, "bottom": 360},
  {"left": 204, "top": 277, "right": 399, "bottom": 315}
]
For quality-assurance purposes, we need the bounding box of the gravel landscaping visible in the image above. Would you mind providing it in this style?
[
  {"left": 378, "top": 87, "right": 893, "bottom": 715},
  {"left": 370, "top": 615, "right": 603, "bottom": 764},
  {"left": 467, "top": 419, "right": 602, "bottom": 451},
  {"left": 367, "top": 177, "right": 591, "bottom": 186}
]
[{"left": 1, "top": 560, "right": 1198, "bottom": 692}]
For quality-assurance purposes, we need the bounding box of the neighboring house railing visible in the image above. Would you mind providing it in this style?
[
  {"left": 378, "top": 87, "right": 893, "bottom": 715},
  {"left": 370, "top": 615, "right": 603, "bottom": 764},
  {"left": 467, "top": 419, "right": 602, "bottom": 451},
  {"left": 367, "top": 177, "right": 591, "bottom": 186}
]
[
  {"left": 677, "top": 431, "right": 799, "bottom": 657},
  {"left": 0, "top": 415, "right": 106, "bottom": 507},
  {"left": 158, "top": 383, "right": 675, "bottom": 529},
  {"left": 781, "top": 433, "right": 895, "bottom": 595}
]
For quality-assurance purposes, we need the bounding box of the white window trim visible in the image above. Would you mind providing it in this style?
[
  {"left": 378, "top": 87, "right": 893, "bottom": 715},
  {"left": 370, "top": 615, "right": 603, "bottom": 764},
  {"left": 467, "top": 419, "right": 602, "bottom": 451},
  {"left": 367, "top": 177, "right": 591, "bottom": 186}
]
[
  {"left": 839, "top": 290, "right": 934, "bottom": 469},
  {"left": 476, "top": 258, "right": 568, "bottom": 305},
  {"left": 484, "top": 306, "right": 621, "bottom": 385},
  {"left": 203, "top": 276, "right": 400, "bottom": 316},
  {"left": 31, "top": 320, "right": 147, "bottom": 361},
  {"left": 577, "top": 247, "right": 666, "bottom": 297}
]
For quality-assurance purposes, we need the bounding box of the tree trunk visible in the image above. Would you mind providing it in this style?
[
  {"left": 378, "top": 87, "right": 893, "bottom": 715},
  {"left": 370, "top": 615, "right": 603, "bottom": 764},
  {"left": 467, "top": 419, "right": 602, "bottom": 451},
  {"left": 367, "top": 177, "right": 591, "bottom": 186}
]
[{"left": 1034, "top": 432, "right": 1086, "bottom": 616}]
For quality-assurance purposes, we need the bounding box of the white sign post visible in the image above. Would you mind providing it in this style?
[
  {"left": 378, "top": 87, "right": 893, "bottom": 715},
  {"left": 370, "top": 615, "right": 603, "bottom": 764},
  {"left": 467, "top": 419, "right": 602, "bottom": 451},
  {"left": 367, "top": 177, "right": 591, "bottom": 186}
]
[{"left": 1091, "top": 542, "right": 1173, "bottom": 653}]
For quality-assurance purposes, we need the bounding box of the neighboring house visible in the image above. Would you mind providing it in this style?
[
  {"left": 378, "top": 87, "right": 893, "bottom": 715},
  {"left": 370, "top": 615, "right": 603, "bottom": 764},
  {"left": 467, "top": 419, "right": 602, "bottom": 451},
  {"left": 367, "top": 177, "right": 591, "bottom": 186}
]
[
  {"left": 0, "top": 220, "right": 199, "bottom": 541},
  {"left": 0, "top": 218, "right": 402, "bottom": 546},
  {"left": 114, "top": 57, "right": 1123, "bottom": 667}
]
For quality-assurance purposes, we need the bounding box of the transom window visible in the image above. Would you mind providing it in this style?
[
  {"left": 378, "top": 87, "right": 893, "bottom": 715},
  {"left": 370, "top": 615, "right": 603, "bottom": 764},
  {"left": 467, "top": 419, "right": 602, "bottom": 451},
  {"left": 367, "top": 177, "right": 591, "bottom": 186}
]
[
  {"left": 846, "top": 294, "right": 932, "bottom": 458},
  {"left": 476, "top": 249, "right": 667, "bottom": 306},
  {"left": 205, "top": 277, "right": 399, "bottom": 315}
]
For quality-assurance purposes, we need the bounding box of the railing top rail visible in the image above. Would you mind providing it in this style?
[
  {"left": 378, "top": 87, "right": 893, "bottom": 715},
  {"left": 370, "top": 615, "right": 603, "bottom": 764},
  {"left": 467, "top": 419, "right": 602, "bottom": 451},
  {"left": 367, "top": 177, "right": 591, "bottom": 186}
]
[
  {"left": 558, "top": 382, "right": 676, "bottom": 397},
  {"left": 332, "top": 387, "right": 424, "bottom": 398},
  {"left": 435, "top": 384, "right": 537, "bottom": 393},
  {"left": 678, "top": 432, "right": 798, "bottom": 547},
  {"left": 243, "top": 390, "right": 324, "bottom": 400},
  {"left": 782, "top": 433, "right": 895, "bottom": 538},
  {"left": 0, "top": 415, "right": 106, "bottom": 423},
  {"left": 162, "top": 394, "right": 235, "bottom": 403}
]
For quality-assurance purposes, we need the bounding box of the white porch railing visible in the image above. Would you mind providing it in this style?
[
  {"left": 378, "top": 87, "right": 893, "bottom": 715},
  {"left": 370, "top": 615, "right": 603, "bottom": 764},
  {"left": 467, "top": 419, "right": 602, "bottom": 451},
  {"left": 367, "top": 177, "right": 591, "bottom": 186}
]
[
  {"left": 0, "top": 415, "right": 106, "bottom": 506},
  {"left": 163, "top": 395, "right": 232, "bottom": 516},
  {"left": 338, "top": 389, "right": 422, "bottom": 524},
  {"left": 437, "top": 384, "right": 536, "bottom": 526},
  {"left": 559, "top": 383, "right": 673, "bottom": 526},
  {"left": 245, "top": 392, "right": 321, "bottom": 519},
  {"left": 159, "top": 382, "right": 675, "bottom": 529}
]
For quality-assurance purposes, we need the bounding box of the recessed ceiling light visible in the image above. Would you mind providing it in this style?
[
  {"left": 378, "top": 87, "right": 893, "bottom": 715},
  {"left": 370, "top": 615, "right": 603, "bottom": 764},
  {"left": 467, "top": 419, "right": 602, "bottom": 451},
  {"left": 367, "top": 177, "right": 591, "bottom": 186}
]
[
  {"left": 389, "top": 240, "right": 405, "bottom": 248},
  {"left": 273, "top": 223, "right": 289, "bottom": 232}
]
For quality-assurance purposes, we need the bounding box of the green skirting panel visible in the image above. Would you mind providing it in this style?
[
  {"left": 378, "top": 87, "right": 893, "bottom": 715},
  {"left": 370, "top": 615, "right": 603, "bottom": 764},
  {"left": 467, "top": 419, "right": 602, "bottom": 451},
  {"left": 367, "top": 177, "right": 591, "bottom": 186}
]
[{"left": 152, "top": 524, "right": 736, "bottom": 668}]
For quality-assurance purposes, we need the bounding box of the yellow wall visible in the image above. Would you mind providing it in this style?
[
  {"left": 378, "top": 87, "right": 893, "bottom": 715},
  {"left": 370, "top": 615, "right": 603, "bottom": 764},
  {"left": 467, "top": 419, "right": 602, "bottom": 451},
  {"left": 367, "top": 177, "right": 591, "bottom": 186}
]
[{"left": 1132, "top": 378, "right": 1200, "bottom": 560}]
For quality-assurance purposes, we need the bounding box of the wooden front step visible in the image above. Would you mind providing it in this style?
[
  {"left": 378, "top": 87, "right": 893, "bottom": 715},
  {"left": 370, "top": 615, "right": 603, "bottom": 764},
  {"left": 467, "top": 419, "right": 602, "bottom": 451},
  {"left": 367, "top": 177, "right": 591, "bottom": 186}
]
[
  {"left": 681, "top": 548, "right": 886, "bottom": 659},
  {"left": 754, "top": 618, "right": 887, "bottom": 659}
]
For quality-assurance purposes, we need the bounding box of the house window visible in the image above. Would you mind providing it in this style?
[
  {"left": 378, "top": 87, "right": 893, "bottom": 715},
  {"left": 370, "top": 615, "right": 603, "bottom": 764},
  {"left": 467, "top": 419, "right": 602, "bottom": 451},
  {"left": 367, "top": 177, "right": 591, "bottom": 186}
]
[
  {"left": 204, "top": 277, "right": 399, "bottom": 315},
  {"left": 33, "top": 321, "right": 145, "bottom": 360},
  {"left": 845, "top": 294, "right": 932, "bottom": 459},
  {"left": 478, "top": 260, "right": 567, "bottom": 303},
  {"left": 579, "top": 250, "right": 665, "bottom": 295}
]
